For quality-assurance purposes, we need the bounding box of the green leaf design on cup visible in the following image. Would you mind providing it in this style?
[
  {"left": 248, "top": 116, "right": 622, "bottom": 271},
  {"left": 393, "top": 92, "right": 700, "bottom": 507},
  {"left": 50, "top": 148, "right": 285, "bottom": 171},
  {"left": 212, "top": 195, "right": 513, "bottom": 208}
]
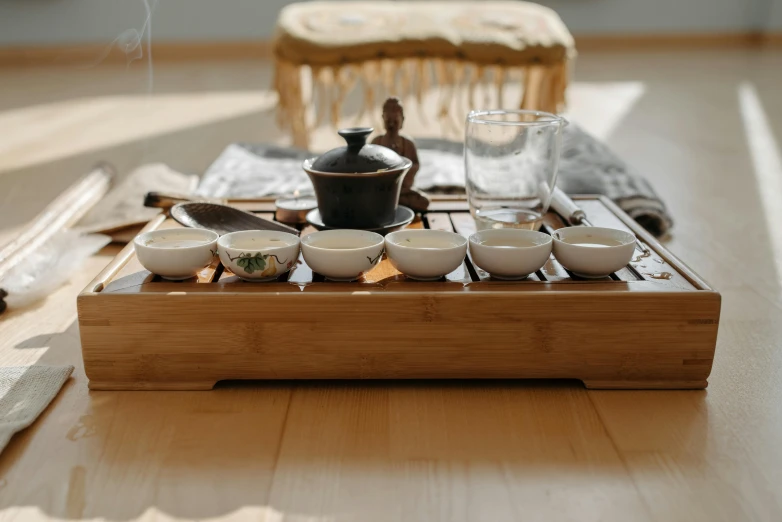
[
  {"left": 231, "top": 252, "right": 266, "bottom": 274},
  {"left": 228, "top": 252, "right": 287, "bottom": 276}
]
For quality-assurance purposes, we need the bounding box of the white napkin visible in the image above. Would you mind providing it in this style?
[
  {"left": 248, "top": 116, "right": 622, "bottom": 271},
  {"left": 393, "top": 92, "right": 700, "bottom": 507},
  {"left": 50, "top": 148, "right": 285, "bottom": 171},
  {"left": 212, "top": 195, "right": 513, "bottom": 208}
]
[
  {"left": 0, "top": 365, "right": 74, "bottom": 453},
  {"left": 0, "top": 230, "right": 110, "bottom": 310}
]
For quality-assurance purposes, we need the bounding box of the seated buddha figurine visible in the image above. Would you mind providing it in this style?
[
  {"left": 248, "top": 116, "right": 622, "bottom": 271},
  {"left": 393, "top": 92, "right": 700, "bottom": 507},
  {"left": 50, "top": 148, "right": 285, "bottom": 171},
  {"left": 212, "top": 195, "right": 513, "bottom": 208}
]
[{"left": 372, "top": 97, "right": 430, "bottom": 212}]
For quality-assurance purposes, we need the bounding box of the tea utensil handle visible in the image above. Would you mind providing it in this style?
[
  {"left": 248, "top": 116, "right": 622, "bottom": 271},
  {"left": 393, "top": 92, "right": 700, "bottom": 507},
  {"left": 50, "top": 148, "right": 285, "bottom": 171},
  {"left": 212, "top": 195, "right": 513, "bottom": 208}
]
[
  {"left": 337, "top": 127, "right": 374, "bottom": 152},
  {"left": 144, "top": 192, "right": 225, "bottom": 210},
  {"left": 551, "top": 187, "right": 587, "bottom": 225},
  {"left": 144, "top": 191, "right": 195, "bottom": 209}
]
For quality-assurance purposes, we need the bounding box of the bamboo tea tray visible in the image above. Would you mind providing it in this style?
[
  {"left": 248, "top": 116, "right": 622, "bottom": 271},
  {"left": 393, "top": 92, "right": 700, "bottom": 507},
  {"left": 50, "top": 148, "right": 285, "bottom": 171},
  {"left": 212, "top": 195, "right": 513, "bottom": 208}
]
[{"left": 77, "top": 196, "right": 721, "bottom": 391}]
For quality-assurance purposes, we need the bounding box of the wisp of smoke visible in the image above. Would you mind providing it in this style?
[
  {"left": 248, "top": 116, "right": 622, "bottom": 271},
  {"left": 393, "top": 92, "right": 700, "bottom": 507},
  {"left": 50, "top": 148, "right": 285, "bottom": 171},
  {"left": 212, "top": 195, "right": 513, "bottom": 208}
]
[{"left": 80, "top": 0, "right": 157, "bottom": 86}]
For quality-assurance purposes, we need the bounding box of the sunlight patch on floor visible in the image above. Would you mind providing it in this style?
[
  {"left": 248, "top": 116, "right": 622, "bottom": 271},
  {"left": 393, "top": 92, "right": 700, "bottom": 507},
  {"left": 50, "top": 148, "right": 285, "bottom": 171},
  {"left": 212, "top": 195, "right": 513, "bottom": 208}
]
[
  {"left": 738, "top": 82, "right": 782, "bottom": 284},
  {"left": 562, "top": 82, "right": 646, "bottom": 141},
  {"left": 0, "top": 80, "right": 646, "bottom": 170},
  {"left": 0, "top": 91, "right": 276, "bottom": 173}
]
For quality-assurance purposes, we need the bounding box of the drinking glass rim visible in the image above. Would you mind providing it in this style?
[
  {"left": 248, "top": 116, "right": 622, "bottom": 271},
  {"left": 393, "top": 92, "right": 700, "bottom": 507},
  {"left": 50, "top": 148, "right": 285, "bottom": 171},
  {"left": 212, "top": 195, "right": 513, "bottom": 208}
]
[{"left": 467, "top": 109, "right": 568, "bottom": 127}]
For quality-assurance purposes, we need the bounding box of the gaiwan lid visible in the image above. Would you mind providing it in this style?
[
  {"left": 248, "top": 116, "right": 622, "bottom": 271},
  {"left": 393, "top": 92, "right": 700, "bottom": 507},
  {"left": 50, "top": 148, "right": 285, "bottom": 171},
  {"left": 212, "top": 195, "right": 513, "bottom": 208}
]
[{"left": 310, "top": 127, "right": 406, "bottom": 173}]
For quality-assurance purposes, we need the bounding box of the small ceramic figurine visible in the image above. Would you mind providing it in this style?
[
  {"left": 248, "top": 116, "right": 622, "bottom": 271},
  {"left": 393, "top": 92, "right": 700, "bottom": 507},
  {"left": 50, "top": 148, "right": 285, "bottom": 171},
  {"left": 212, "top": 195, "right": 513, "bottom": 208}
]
[{"left": 372, "top": 97, "right": 431, "bottom": 212}]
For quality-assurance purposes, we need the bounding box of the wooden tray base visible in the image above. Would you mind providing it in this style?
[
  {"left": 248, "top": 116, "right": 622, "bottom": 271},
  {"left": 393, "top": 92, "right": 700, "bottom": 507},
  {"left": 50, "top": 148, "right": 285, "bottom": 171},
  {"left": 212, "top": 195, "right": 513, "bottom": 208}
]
[
  {"left": 582, "top": 380, "right": 709, "bottom": 390},
  {"left": 77, "top": 196, "right": 721, "bottom": 391},
  {"left": 87, "top": 379, "right": 712, "bottom": 392}
]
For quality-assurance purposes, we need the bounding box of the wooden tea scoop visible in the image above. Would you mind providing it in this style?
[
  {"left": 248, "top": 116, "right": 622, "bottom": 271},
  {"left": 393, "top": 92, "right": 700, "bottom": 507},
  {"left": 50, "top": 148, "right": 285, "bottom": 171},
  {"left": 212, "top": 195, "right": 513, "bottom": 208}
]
[
  {"left": 144, "top": 191, "right": 224, "bottom": 210},
  {"left": 550, "top": 187, "right": 650, "bottom": 255},
  {"left": 170, "top": 202, "right": 299, "bottom": 236}
]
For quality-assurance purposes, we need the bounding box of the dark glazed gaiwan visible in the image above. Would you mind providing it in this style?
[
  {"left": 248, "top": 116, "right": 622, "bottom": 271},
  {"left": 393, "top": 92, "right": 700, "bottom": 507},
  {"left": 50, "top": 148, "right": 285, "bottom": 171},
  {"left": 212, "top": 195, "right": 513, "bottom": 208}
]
[{"left": 303, "top": 127, "right": 412, "bottom": 229}]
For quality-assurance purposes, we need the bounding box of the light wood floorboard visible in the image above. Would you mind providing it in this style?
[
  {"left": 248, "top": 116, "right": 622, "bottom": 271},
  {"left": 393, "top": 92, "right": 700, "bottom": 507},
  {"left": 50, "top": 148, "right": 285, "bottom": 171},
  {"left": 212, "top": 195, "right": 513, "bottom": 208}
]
[{"left": 1, "top": 48, "right": 781, "bottom": 521}]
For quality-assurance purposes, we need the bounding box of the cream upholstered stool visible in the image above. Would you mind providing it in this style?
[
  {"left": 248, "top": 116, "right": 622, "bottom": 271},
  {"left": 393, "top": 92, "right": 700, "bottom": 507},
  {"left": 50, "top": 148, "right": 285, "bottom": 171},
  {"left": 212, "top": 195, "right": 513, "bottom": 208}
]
[{"left": 272, "top": 1, "right": 576, "bottom": 149}]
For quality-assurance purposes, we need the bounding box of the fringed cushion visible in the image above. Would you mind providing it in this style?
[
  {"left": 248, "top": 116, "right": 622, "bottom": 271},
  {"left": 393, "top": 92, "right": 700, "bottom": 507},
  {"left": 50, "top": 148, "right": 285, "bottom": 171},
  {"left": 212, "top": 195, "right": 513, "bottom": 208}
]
[
  {"left": 273, "top": 1, "right": 575, "bottom": 67},
  {"left": 272, "top": 1, "right": 576, "bottom": 147}
]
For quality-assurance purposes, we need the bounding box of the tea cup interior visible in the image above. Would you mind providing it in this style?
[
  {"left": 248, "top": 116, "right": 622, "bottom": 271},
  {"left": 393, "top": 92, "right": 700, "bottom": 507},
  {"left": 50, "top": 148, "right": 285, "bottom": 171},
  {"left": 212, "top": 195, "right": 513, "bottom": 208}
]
[
  {"left": 301, "top": 229, "right": 384, "bottom": 250},
  {"left": 219, "top": 230, "right": 299, "bottom": 251},
  {"left": 385, "top": 230, "right": 467, "bottom": 250},
  {"left": 136, "top": 228, "right": 218, "bottom": 249},
  {"left": 469, "top": 229, "right": 552, "bottom": 249},
  {"left": 551, "top": 227, "right": 636, "bottom": 248}
]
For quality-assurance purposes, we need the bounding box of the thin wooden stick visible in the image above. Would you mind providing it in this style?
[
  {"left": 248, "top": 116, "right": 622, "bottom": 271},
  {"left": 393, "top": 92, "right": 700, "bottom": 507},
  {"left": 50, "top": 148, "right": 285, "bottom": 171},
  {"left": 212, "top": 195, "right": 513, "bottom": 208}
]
[{"left": 83, "top": 213, "right": 166, "bottom": 294}]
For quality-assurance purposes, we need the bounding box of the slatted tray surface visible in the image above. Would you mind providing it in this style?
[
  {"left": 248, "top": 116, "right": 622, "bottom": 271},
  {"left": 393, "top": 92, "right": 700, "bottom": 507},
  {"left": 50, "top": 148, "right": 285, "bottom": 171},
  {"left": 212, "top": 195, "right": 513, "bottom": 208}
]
[
  {"left": 96, "top": 198, "right": 697, "bottom": 294},
  {"left": 78, "top": 196, "right": 721, "bottom": 391}
]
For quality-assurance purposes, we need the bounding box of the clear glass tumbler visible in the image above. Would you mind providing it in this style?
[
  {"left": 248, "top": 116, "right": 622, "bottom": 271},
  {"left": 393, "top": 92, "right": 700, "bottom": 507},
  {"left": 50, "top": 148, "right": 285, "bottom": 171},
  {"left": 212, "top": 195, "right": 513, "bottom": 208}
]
[{"left": 465, "top": 110, "right": 567, "bottom": 230}]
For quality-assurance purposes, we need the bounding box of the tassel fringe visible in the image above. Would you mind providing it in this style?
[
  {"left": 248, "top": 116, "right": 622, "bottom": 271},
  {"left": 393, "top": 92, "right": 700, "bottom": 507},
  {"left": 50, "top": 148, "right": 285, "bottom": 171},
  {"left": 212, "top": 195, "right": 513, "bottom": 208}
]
[{"left": 274, "top": 58, "right": 570, "bottom": 148}]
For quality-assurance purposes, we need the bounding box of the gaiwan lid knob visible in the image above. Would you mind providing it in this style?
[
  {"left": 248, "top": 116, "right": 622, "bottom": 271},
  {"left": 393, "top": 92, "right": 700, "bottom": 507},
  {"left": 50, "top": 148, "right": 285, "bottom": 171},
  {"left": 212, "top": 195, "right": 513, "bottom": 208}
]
[{"left": 310, "top": 127, "right": 406, "bottom": 174}]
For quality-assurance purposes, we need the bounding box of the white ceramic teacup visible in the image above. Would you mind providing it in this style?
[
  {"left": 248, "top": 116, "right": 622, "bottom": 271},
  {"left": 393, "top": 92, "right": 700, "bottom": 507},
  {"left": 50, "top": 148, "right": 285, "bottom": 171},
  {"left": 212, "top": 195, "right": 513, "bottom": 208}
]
[
  {"left": 301, "top": 229, "right": 385, "bottom": 281},
  {"left": 134, "top": 228, "right": 218, "bottom": 280},
  {"left": 385, "top": 229, "right": 468, "bottom": 281},
  {"left": 552, "top": 226, "right": 636, "bottom": 278},
  {"left": 469, "top": 229, "right": 553, "bottom": 280},
  {"left": 218, "top": 230, "right": 300, "bottom": 282}
]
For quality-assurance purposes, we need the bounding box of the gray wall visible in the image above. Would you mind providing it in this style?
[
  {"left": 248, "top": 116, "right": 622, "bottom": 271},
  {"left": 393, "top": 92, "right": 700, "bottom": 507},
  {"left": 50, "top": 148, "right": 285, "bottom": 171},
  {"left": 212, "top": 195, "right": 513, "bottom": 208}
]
[
  {"left": 0, "top": 0, "right": 780, "bottom": 47},
  {"left": 540, "top": 0, "right": 779, "bottom": 34},
  {"left": 771, "top": 0, "right": 782, "bottom": 29},
  {"left": 0, "top": 0, "right": 291, "bottom": 46}
]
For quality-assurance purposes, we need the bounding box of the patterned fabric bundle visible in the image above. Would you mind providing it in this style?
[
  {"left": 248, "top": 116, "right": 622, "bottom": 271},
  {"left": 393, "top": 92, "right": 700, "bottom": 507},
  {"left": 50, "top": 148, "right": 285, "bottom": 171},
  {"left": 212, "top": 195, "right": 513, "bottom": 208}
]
[{"left": 197, "top": 124, "right": 673, "bottom": 237}]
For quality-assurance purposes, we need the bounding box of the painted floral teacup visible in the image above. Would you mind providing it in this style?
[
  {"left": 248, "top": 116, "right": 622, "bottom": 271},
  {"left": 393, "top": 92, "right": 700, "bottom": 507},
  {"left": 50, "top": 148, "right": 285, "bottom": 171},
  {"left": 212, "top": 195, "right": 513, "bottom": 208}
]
[{"left": 218, "top": 230, "right": 300, "bottom": 282}]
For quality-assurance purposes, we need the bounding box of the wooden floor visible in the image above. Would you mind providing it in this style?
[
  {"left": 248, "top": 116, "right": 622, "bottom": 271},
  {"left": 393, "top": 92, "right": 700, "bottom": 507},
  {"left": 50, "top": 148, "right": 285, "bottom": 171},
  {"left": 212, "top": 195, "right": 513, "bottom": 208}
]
[{"left": 1, "top": 48, "right": 782, "bottom": 521}]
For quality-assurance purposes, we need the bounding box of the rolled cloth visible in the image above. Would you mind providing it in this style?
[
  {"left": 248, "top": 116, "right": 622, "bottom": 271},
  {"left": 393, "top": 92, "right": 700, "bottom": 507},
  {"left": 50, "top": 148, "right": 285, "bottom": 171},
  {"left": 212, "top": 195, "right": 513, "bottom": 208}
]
[{"left": 196, "top": 124, "right": 673, "bottom": 237}]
